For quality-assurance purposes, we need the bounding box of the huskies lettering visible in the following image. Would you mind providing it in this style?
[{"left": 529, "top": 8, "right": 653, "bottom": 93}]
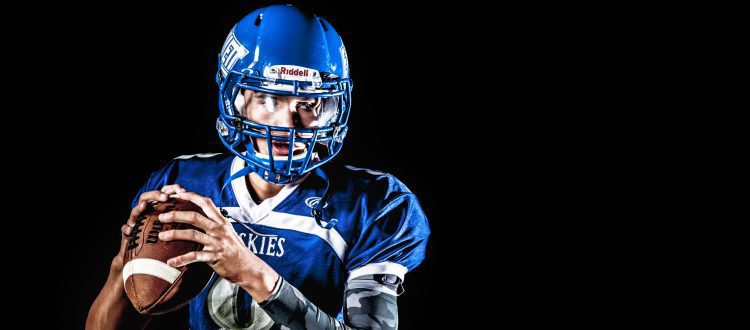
[
  {"left": 238, "top": 233, "right": 286, "bottom": 257},
  {"left": 279, "top": 67, "right": 308, "bottom": 77}
]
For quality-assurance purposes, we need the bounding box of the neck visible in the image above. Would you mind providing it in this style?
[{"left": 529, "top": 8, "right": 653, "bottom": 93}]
[{"left": 247, "top": 173, "right": 285, "bottom": 202}]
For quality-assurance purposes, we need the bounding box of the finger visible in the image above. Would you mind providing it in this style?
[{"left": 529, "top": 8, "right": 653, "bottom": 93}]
[
  {"left": 167, "top": 251, "right": 216, "bottom": 268},
  {"left": 161, "top": 184, "right": 183, "bottom": 193},
  {"left": 138, "top": 190, "right": 169, "bottom": 203},
  {"left": 159, "top": 229, "right": 217, "bottom": 246},
  {"left": 126, "top": 200, "right": 149, "bottom": 227},
  {"left": 130, "top": 200, "right": 148, "bottom": 217},
  {"left": 158, "top": 210, "right": 216, "bottom": 231},
  {"left": 161, "top": 184, "right": 187, "bottom": 195},
  {"left": 172, "top": 192, "right": 226, "bottom": 224},
  {"left": 121, "top": 224, "right": 133, "bottom": 237}
]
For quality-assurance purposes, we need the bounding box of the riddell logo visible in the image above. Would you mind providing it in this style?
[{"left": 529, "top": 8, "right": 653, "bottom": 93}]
[
  {"left": 278, "top": 67, "right": 308, "bottom": 77},
  {"left": 265, "top": 65, "right": 320, "bottom": 82}
]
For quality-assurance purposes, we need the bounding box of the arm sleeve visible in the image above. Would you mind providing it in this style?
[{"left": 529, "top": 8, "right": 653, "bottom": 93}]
[{"left": 260, "top": 276, "right": 400, "bottom": 330}]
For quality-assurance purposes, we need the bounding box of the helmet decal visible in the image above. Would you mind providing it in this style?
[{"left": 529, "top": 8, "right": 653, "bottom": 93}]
[{"left": 219, "top": 28, "right": 249, "bottom": 76}]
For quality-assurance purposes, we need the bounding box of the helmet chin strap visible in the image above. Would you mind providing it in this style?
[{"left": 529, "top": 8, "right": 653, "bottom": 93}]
[
  {"left": 217, "top": 156, "right": 337, "bottom": 230},
  {"left": 311, "top": 168, "right": 337, "bottom": 229}
]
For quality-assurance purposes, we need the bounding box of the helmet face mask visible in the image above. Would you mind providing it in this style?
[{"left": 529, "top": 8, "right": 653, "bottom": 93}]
[{"left": 215, "top": 5, "right": 352, "bottom": 184}]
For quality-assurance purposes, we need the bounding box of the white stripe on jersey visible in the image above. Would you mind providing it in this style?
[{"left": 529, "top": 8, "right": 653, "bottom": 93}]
[
  {"left": 348, "top": 261, "right": 407, "bottom": 282},
  {"left": 174, "top": 153, "right": 222, "bottom": 160}
]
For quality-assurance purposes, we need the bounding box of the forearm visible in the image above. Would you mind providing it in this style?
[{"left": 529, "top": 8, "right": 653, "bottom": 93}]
[
  {"left": 258, "top": 277, "right": 398, "bottom": 330},
  {"left": 86, "top": 259, "right": 150, "bottom": 330},
  {"left": 259, "top": 277, "right": 351, "bottom": 329}
]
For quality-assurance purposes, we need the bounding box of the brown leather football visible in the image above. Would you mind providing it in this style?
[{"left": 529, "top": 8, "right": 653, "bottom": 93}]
[{"left": 123, "top": 198, "right": 214, "bottom": 315}]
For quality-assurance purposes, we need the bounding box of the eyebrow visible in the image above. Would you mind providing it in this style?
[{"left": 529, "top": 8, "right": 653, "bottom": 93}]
[{"left": 255, "top": 92, "right": 276, "bottom": 99}]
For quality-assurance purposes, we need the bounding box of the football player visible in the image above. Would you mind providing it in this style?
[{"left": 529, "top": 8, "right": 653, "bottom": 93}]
[{"left": 87, "top": 4, "right": 430, "bottom": 329}]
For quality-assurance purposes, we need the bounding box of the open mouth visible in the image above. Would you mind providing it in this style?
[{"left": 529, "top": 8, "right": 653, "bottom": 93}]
[{"left": 271, "top": 142, "right": 306, "bottom": 156}]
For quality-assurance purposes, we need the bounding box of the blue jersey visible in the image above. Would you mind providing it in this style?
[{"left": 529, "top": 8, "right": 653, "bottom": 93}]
[{"left": 131, "top": 153, "right": 430, "bottom": 329}]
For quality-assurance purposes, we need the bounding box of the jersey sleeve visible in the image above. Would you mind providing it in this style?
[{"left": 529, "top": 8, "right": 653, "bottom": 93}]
[{"left": 344, "top": 176, "right": 431, "bottom": 285}]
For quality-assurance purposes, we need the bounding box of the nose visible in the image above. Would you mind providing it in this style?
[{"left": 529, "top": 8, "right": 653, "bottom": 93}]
[
  {"left": 270, "top": 111, "right": 293, "bottom": 128},
  {"left": 268, "top": 105, "right": 300, "bottom": 130}
]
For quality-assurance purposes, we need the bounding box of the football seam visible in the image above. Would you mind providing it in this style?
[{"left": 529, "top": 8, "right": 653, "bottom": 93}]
[
  {"left": 141, "top": 266, "right": 187, "bottom": 314},
  {"left": 132, "top": 216, "right": 149, "bottom": 256},
  {"left": 128, "top": 271, "right": 141, "bottom": 311},
  {"left": 141, "top": 240, "right": 205, "bottom": 314}
]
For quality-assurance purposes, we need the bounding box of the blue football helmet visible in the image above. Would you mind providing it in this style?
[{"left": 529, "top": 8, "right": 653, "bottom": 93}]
[{"left": 215, "top": 5, "right": 353, "bottom": 185}]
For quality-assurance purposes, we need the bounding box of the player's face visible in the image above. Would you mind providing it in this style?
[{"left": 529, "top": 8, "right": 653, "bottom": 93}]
[{"left": 241, "top": 90, "right": 326, "bottom": 157}]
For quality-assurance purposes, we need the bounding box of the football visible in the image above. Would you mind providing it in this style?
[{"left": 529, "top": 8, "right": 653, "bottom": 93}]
[{"left": 123, "top": 198, "right": 214, "bottom": 314}]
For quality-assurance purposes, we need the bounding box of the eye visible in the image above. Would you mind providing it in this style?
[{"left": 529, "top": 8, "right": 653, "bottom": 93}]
[
  {"left": 256, "top": 96, "right": 277, "bottom": 112},
  {"left": 296, "top": 102, "right": 315, "bottom": 112}
]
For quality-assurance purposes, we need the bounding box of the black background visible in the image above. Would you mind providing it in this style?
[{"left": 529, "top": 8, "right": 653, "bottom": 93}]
[{"left": 18, "top": 1, "right": 680, "bottom": 327}]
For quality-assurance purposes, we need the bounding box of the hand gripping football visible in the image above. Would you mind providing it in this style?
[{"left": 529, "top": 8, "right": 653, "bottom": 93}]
[{"left": 123, "top": 198, "right": 214, "bottom": 314}]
